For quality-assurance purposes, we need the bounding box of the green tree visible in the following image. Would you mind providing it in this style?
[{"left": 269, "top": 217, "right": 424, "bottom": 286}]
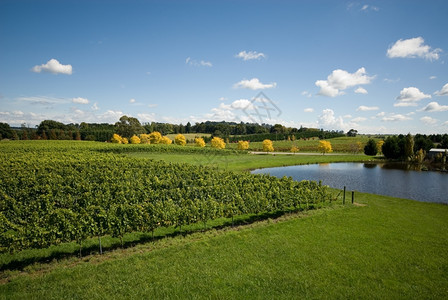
[
  {"left": 404, "top": 133, "right": 414, "bottom": 160},
  {"left": 115, "top": 115, "right": 145, "bottom": 138},
  {"left": 364, "top": 139, "right": 378, "bottom": 156},
  {"left": 0, "top": 122, "right": 13, "bottom": 139}
]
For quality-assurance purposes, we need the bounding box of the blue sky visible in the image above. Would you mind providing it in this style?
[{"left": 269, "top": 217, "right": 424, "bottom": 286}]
[{"left": 0, "top": 0, "right": 447, "bottom": 134}]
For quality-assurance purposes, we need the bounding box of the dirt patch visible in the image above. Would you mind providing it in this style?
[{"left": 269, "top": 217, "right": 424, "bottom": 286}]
[{"left": 353, "top": 202, "right": 367, "bottom": 207}]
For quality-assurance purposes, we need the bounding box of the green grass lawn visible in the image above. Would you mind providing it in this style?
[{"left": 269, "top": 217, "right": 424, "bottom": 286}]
[
  {"left": 127, "top": 151, "right": 378, "bottom": 172},
  {"left": 1, "top": 193, "right": 447, "bottom": 299}
]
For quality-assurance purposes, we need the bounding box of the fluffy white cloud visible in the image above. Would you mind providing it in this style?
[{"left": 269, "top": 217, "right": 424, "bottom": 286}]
[
  {"left": 233, "top": 78, "right": 277, "bottom": 90},
  {"left": 394, "top": 87, "right": 431, "bottom": 107},
  {"left": 304, "top": 108, "right": 314, "bottom": 113},
  {"left": 386, "top": 37, "right": 441, "bottom": 60},
  {"left": 185, "top": 57, "right": 212, "bottom": 67},
  {"left": 355, "top": 87, "right": 368, "bottom": 94},
  {"left": 72, "top": 97, "right": 89, "bottom": 104},
  {"left": 231, "top": 99, "right": 255, "bottom": 110},
  {"left": 31, "top": 59, "right": 72, "bottom": 75},
  {"left": 435, "top": 83, "right": 448, "bottom": 96},
  {"left": 430, "top": 76, "right": 437, "bottom": 80},
  {"left": 235, "top": 50, "right": 266, "bottom": 61},
  {"left": 301, "top": 91, "right": 312, "bottom": 98},
  {"left": 361, "top": 4, "right": 379, "bottom": 11},
  {"left": 420, "top": 116, "right": 437, "bottom": 125},
  {"left": 315, "top": 67, "right": 374, "bottom": 97},
  {"left": 318, "top": 109, "right": 346, "bottom": 130},
  {"left": 129, "top": 98, "right": 136, "bottom": 103},
  {"left": 357, "top": 105, "right": 379, "bottom": 111},
  {"left": 381, "top": 113, "right": 412, "bottom": 122},
  {"left": 420, "top": 101, "right": 448, "bottom": 112}
]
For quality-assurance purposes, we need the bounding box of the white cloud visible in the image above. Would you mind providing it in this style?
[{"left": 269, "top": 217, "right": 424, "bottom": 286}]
[
  {"left": 31, "top": 59, "right": 73, "bottom": 75},
  {"left": 233, "top": 78, "right": 277, "bottom": 90},
  {"left": 315, "top": 67, "right": 374, "bottom": 97},
  {"left": 420, "top": 101, "right": 448, "bottom": 112},
  {"left": 381, "top": 113, "right": 412, "bottom": 122},
  {"left": 72, "top": 97, "right": 89, "bottom": 104},
  {"left": 318, "top": 109, "right": 346, "bottom": 130},
  {"left": 304, "top": 108, "right": 314, "bottom": 113},
  {"left": 235, "top": 50, "right": 266, "bottom": 61},
  {"left": 91, "top": 102, "right": 99, "bottom": 111},
  {"left": 435, "top": 83, "right": 448, "bottom": 96},
  {"left": 231, "top": 99, "right": 255, "bottom": 110},
  {"left": 137, "top": 113, "right": 156, "bottom": 123},
  {"left": 361, "top": 4, "right": 379, "bottom": 11},
  {"left": 394, "top": 87, "right": 431, "bottom": 107},
  {"left": 148, "top": 104, "right": 158, "bottom": 108},
  {"left": 185, "top": 57, "right": 212, "bottom": 67},
  {"left": 352, "top": 117, "right": 367, "bottom": 122},
  {"left": 386, "top": 37, "right": 442, "bottom": 60},
  {"left": 429, "top": 76, "right": 437, "bottom": 80},
  {"left": 420, "top": 116, "right": 438, "bottom": 125},
  {"left": 17, "top": 96, "right": 67, "bottom": 105},
  {"left": 354, "top": 87, "right": 368, "bottom": 94},
  {"left": 301, "top": 91, "right": 312, "bottom": 98},
  {"left": 219, "top": 97, "right": 227, "bottom": 101},
  {"left": 357, "top": 105, "right": 379, "bottom": 111},
  {"left": 443, "top": 121, "right": 448, "bottom": 126},
  {"left": 129, "top": 98, "right": 136, "bottom": 103}
]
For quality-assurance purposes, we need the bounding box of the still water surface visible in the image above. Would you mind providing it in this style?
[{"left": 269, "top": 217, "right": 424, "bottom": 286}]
[{"left": 252, "top": 163, "right": 447, "bottom": 204}]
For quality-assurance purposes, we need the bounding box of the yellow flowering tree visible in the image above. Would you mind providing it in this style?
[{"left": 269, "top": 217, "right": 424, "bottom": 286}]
[
  {"left": 195, "top": 137, "right": 205, "bottom": 147},
  {"left": 121, "top": 137, "right": 129, "bottom": 144},
  {"left": 174, "top": 134, "right": 187, "bottom": 146},
  {"left": 211, "top": 137, "right": 226, "bottom": 149},
  {"left": 149, "top": 131, "right": 162, "bottom": 144},
  {"left": 111, "top": 133, "right": 122, "bottom": 144},
  {"left": 318, "top": 140, "right": 333, "bottom": 155},
  {"left": 130, "top": 135, "right": 141, "bottom": 144},
  {"left": 377, "top": 140, "right": 385, "bottom": 154},
  {"left": 290, "top": 146, "right": 299, "bottom": 153},
  {"left": 139, "top": 133, "right": 151, "bottom": 144},
  {"left": 237, "top": 140, "right": 250, "bottom": 150},
  {"left": 160, "top": 136, "right": 172, "bottom": 144},
  {"left": 262, "top": 139, "right": 274, "bottom": 152}
]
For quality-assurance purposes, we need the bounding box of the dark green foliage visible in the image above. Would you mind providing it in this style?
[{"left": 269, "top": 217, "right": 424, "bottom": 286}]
[
  {"left": 382, "top": 136, "right": 403, "bottom": 159},
  {"left": 364, "top": 139, "right": 378, "bottom": 156},
  {"left": 0, "top": 122, "right": 13, "bottom": 139},
  {"left": 114, "top": 115, "right": 145, "bottom": 138},
  {"left": 347, "top": 129, "right": 358, "bottom": 137},
  {"left": 414, "top": 134, "right": 434, "bottom": 152}
]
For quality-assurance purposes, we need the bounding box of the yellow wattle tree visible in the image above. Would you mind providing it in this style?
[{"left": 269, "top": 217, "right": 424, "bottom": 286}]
[
  {"left": 237, "top": 140, "right": 250, "bottom": 150},
  {"left": 139, "top": 133, "right": 151, "bottom": 144},
  {"left": 211, "top": 137, "right": 226, "bottom": 149},
  {"left": 195, "top": 137, "right": 205, "bottom": 147},
  {"left": 262, "top": 139, "right": 274, "bottom": 152},
  {"left": 121, "top": 137, "right": 129, "bottom": 144},
  {"left": 111, "top": 133, "right": 122, "bottom": 144},
  {"left": 149, "top": 131, "right": 162, "bottom": 144},
  {"left": 174, "top": 134, "right": 187, "bottom": 146},
  {"left": 160, "top": 136, "right": 172, "bottom": 144},
  {"left": 130, "top": 135, "right": 141, "bottom": 144},
  {"left": 318, "top": 140, "right": 333, "bottom": 155}
]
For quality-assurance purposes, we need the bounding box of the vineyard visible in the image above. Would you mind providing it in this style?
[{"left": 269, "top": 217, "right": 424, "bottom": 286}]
[{"left": 0, "top": 141, "right": 331, "bottom": 254}]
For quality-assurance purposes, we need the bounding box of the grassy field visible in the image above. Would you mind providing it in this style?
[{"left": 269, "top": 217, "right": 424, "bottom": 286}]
[
  {"left": 0, "top": 140, "right": 446, "bottom": 299},
  {"left": 1, "top": 193, "right": 447, "bottom": 299}
]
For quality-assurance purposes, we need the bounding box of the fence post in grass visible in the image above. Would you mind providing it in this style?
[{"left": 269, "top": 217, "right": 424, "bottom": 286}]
[
  {"left": 343, "top": 186, "right": 346, "bottom": 205},
  {"left": 352, "top": 191, "right": 355, "bottom": 204}
]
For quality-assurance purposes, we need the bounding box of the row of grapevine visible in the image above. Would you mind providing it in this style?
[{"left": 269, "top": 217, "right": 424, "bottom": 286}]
[{"left": 0, "top": 141, "right": 331, "bottom": 253}]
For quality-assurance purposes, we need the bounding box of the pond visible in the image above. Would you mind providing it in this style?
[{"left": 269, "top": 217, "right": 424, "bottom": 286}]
[{"left": 251, "top": 163, "right": 448, "bottom": 204}]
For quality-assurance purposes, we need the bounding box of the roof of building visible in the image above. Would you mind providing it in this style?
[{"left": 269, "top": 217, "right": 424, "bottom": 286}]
[{"left": 429, "top": 148, "right": 448, "bottom": 152}]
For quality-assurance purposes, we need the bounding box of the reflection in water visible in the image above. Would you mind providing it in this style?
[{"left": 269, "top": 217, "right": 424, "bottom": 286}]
[
  {"left": 252, "top": 162, "right": 448, "bottom": 204},
  {"left": 363, "top": 164, "right": 377, "bottom": 169}
]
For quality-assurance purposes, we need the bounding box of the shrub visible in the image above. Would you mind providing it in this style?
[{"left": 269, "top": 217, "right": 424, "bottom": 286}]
[
  {"left": 139, "top": 134, "right": 151, "bottom": 144},
  {"left": 160, "top": 136, "right": 172, "bottom": 144},
  {"left": 174, "top": 134, "right": 187, "bottom": 146},
  {"left": 149, "top": 132, "right": 162, "bottom": 144},
  {"left": 195, "top": 137, "right": 205, "bottom": 147},
  {"left": 290, "top": 146, "right": 299, "bottom": 153},
  {"left": 111, "top": 133, "right": 122, "bottom": 144},
  {"left": 262, "top": 139, "right": 274, "bottom": 152},
  {"left": 318, "top": 140, "right": 332, "bottom": 155},
  {"left": 130, "top": 135, "right": 141, "bottom": 144},
  {"left": 364, "top": 139, "right": 378, "bottom": 156},
  {"left": 211, "top": 137, "right": 226, "bottom": 149},
  {"left": 237, "top": 140, "right": 250, "bottom": 150}
]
